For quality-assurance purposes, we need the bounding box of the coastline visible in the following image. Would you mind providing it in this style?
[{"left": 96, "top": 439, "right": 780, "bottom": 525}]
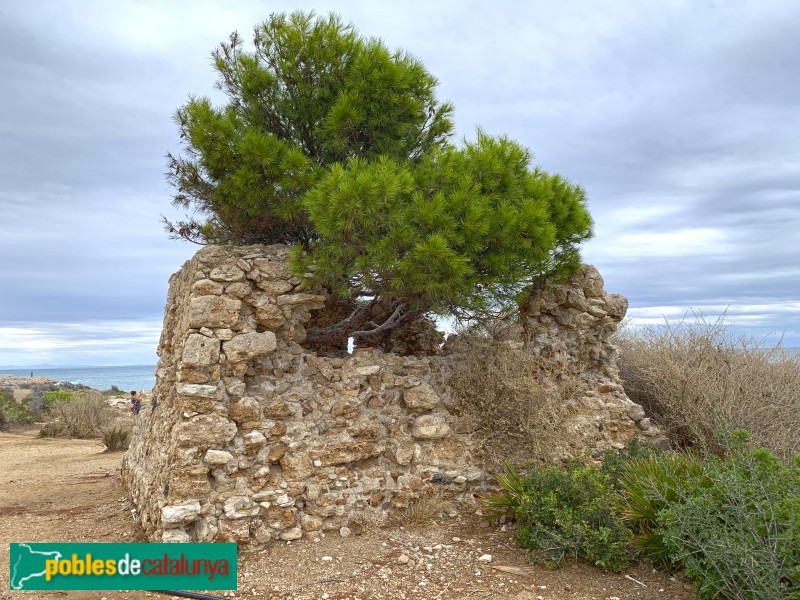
[
  {"left": 0, "top": 365, "right": 155, "bottom": 392},
  {"left": 0, "top": 374, "right": 58, "bottom": 387}
]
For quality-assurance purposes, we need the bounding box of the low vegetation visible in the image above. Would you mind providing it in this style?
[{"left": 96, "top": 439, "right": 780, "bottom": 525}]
[
  {"left": 0, "top": 381, "right": 133, "bottom": 443},
  {"left": 101, "top": 426, "right": 130, "bottom": 451},
  {"left": 614, "top": 312, "right": 800, "bottom": 459},
  {"left": 485, "top": 460, "right": 635, "bottom": 571},
  {"left": 487, "top": 432, "right": 800, "bottom": 599},
  {"left": 48, "top": 390, "right": 114, "bottom": 438},
  {"left": 447, "top": 329, "right": 584, "bottom": 466},
  {"left": 0, "top": 387, "right": 34, "bottom": 429},
  {"left": 396, "top": 489, "right": 456, "bottom": 528}
]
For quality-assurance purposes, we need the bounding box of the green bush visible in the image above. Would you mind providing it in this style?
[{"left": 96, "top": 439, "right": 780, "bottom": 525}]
[
  {"left": 617, "top": 451, "right": 705, "bottom": 569},
  {"left": 619, "top": 430, "right": 800, "bottom": 599},
  {"left": 0, "top": 392, "right": 34, "bottom": 428},
  {"left": 485, "top": 462, "right": 634, "bottom": 571},
  {"left": 41, "top": 389, "right": 76, "bottom": 412},
  {"left": 50, "top": 391, "right": 112, "bottom": 438}
]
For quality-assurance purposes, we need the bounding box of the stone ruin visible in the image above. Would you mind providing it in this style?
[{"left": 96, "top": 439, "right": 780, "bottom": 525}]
[{"left": 122, "top": 245, "right": 662, "bottom": 546}]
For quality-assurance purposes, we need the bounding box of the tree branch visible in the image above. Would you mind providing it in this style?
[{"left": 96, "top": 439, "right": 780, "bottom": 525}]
[{"left": 350, "top": 303, "right": 408, "bottom": 338}]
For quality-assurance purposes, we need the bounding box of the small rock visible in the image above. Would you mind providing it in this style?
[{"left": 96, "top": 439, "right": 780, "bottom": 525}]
[
  {"left": 321, "top": 556, "right": 333, "bottom": 561},
  {"left": 396, "top": 554, "right": 410, "bottom": 565},
  {"left": 478, "top": 554, "right": 493, "bottom": 562},
  {"left": 339, "top": 526, "right": 352, "bottom": 538},
  {"left": 279, "top": 527, "right": 302, "bottom": 541}
]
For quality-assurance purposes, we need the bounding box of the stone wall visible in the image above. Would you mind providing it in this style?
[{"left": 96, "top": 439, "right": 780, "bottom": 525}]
[{"left": 122, "top": 245, "right": 661, "bottom": 546}]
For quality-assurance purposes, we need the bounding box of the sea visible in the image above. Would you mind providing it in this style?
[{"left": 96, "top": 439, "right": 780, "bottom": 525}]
[{"left": 0, "top": 365, "right": 156, "bottom": 392}]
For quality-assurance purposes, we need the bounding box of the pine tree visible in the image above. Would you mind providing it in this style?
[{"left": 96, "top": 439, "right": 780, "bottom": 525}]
[{"left": 167, "top": 11, "right": 593, "bottom": 345}]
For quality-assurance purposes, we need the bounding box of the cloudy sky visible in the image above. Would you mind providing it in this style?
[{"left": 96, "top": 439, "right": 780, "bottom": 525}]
[{"left": 1, "top": 0, "right": 798, "bottom": 366}]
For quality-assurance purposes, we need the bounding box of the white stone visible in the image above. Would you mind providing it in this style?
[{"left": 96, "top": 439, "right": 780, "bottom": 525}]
[
  {"left": 478, "top": 554, "right": 493, "bottom": 562},
  {"left": 162, "top": 529, "right": 193, "bottom": 543},
  {"left": 279, "top": 527, "right": 303, "bottom": 541},
  {"left": 161, "top": 501, "right": 201, "bottom": 526},
  {"left": 223, "top": 496, "right": 261, "bottom": 519},
  {"left": 356, "top": 365, "right": 381, "bottom": 376},
  {"left": 226, "top": 381, "right": 246, "bottom": 396},
  {"left": 339, "top": 526, "right": 352, "bottom": 538},
  {"left": 177, "top": 383, "right": 219, "bottom": 398},
  {"left": 244, "top": 431, "right": 267, "bottom": 447},
  {"left": 412, "top": 414, "right": 450, "bottom": 440},
  {"left": 204, "top": 449, "right": 234, "bottom": 466}
]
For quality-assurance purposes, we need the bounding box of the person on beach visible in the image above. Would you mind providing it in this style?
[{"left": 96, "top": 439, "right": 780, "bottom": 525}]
[
  {"left": 133, "top": 393, "right": 142, "bottom": 415},
  {"left": 129, "top": 390, "right": 137, "bottom": 412}
]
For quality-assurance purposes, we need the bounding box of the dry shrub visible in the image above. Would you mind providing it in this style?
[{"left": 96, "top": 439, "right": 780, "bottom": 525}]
[
  {"left": 397, "top": 490, "right": 455, "bottom": 527},
  {"left": 447, "top": 332, "right": 585, "bottom": 468},
  {"left": 38, "top": 421, "right": 66, "bottom": 437},
  {"left": 101, "top": 426, "right": 130, "bottom": 451},
  {"left": 615, "top": 313, "right": 800, "bottom": 459},
  {"left": 348, "top": 510, "right": 387, "bottom": 535},
  {"left": 51, "top": 391, "right": 114, "bottom": 438}
]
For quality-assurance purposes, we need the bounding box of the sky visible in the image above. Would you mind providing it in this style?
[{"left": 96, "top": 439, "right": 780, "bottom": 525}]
[{"left": 1, "top": 0, "right": 798, "bottom": 366}]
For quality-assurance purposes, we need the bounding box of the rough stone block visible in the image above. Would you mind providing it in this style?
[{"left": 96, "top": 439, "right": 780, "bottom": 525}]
[
  {"left": 265, "top": 505, "right": 297, "bottom": 530},
  {"left": 402, "top": 383, "right": 440, "bottom": 412},
  {"left": 228, "top": 397, "right": 261, "bottom": 423},
  {"left": 412, "top": 414, "right": 450, "bottom": 440},
  {"left": 162, "top": 500, "right": 201, "bottom": 526},
  {"left": 176, "top": 414, "right": 237, "bottom": 446},
  {"left": 182, "top": 333, "right": 221, "bottom": 367},
  {"left": 253, "top": 258, "right": 291, "bottom": 279},
  {"left": 279, "top": 527, "right": 303, "bottom": 541},
  {"left": 210, "top": 264, "right": 245, "bottom": 282},
  {"left": 244, "top": 430, "right": 267, "bottom": 447},
  {"left": 346, "top": 416, "right": 387, "bottom": 438},
  {"left": 280, "top": 452, "right": 314, "bottom": 480},
  {"left": 224, "top": 496, "right": 261, "bottom": 519},
  {"left": 263, "top": 399, "right": 291, "bottom": 419},
  {"left": 223, "top": 332, "right": 277, "bottom": 362},
  {"left": 276, "top": 293, "right": 326, "bottom": 307},
  {"left": 204, "top": 449, "right": 234, "bottom": 467},
  {"left": 318, "top": 439, "right": 384, "bottom": 466},
  {"left": 217, "top": 518, "right": 251, "bottom": 542},
  {"left": 254, "top": 300, "right": 286, "bottom": 328},
  {"left": 177, "top": 383, "right": 219, "bottom": 398},
  {"left": 162, "top": 529, "right": 193, "bottom": 543},
  {"left": 189, "top": 295, "right": 241, "bottom": 328},
  {"left": 192, "top": 279, "right": 224, "bottom": 296}
]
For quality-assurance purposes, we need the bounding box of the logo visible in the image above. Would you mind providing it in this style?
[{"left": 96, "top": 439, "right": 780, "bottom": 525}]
[{"left": 10, "top": 543, "right": 237, "bottom": 591}]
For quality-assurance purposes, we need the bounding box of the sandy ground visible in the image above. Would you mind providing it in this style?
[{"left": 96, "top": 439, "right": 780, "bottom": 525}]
[{"left": 0, "top": 428, "right": 693, "bottom": 600}]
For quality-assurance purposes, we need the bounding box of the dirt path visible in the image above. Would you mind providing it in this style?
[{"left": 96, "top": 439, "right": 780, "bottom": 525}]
[{"left": 0, "top": 429, "right": 692, "bottom": 599}]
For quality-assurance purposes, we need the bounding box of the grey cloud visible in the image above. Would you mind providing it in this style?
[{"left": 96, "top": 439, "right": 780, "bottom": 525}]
[{"left": 1, "top": 0, "right": 799, "bottom": 364}]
